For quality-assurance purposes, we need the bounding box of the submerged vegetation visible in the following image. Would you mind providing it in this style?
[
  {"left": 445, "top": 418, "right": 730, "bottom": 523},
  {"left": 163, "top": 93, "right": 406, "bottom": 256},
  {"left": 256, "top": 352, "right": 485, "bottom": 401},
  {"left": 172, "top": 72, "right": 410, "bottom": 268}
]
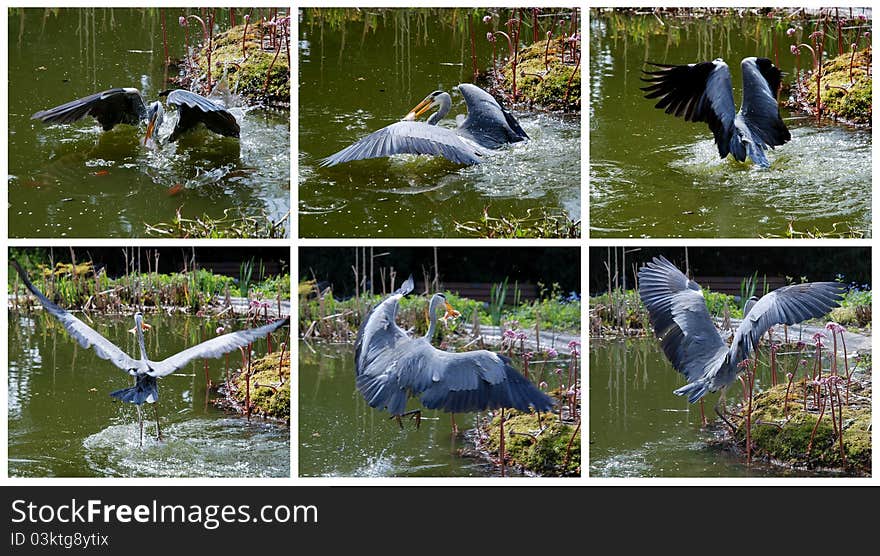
[
  {"left": 145, "top": 207, "right": 289, "bottom": 239},
  {"left": 454, "top": 207, "right": 580, "bottom": 239}
]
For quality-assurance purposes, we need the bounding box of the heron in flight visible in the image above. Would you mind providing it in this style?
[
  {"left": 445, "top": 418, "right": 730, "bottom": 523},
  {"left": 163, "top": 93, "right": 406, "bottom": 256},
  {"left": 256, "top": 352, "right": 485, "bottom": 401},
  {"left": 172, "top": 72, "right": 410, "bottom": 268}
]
[
  {"left": 31, "top": 88, "right": 240, "bottom": 145},
  {"left": 11, "top": 260, "right": 287, "bottom": 446},
  {"left": 320, "top": 83, "right": 528, "bottom": 167},
  {"left": 355, "top": 276, "right": 553, "bottom": 430},
  {"left": 638, "top": 256, "right": 845, "bottom": 409},
  {"left": 641, "top": 57, "right": 791, "bottom": 167}
]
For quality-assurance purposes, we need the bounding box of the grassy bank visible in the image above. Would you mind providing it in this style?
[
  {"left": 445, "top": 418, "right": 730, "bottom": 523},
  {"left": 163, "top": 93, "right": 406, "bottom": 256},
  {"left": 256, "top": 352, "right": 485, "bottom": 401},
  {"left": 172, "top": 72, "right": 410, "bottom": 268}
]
[{"left": 9, "top": 252, "right": 289, "bottom": 315}]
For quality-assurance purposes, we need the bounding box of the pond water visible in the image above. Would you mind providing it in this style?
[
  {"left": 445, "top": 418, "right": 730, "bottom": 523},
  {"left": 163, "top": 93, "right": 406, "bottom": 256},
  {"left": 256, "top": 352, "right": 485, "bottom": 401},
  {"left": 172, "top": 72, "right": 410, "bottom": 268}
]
[
  {"left": 589, "top": 338, "right": 842, "bottom": 477},
  {"left": 8, "top": 8, "right": 290, "bottom": 238},
  {"left": 8, "top": 311, "right": 289, "bottom": 477},
  {"left": 298, "top": 9, "right": 581, "bottom": 238},
  {"left": 589, "top": 12, "right": 872, "bottom": 238}
]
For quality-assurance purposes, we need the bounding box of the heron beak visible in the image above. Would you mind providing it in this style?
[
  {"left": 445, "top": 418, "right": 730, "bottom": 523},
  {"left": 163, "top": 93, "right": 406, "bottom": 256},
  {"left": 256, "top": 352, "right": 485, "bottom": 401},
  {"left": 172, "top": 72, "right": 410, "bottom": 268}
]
[
  {"left": 144, "top": 118, "right": 156, "bottom": 144},
  {"left": 404, "top": 97, "right": 434, "bottom": 121}
]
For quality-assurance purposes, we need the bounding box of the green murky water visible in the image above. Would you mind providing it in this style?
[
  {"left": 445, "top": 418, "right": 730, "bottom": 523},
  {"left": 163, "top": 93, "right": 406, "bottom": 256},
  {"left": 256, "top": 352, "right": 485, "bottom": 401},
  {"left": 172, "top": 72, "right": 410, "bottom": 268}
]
[
  {"left": 8, "top": 311, "right": 289, "bottom": 477},
  {"left": 589, "top": 338, "right": 838, "bottom": 477},
  {"left": 590, "top": 12, "right": 871, "bottom": 238},
  {"left": 298, "top": 10, "right": 580, "bottom": 238},
  {"left": 8, "top": 8, "right": 290, "bottom": 238}
]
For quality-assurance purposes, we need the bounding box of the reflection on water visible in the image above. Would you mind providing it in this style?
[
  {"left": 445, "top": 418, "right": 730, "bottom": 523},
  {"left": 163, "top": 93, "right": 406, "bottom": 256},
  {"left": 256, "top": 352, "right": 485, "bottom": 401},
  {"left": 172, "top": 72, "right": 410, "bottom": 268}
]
[
  {"left": 8, "top": 311, "right": 289, "bottom": 478},
  {"left": 299, "top": 342, "right": 500, "bottom": 477},
  {"left": 589, "top": 12, "right": 871, "bottom": 238},
  {"left": 298, "top": 10, "right": 580, "bottom": 238},
  {"left": 589, "top": 339, "right": 823, "bottom": 478},
  {"left": 8, "top": 9, "right": 290, "bottom": 238}
]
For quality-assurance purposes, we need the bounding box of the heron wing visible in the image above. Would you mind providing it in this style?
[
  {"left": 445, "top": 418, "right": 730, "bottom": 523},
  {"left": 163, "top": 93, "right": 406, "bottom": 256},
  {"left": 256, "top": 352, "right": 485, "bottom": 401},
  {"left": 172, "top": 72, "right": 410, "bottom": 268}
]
[
  {"left": 31, "top": 88, "right": 148, "bottom": 131},
  {"left": 357, "top": 340, "right": 553, "bottom": 414},
  {"left": 165, "top": 89, "right": 240, "bottom": 141},
  {"left": 147, "top": 318, "right": 289, "bottom": 378},
  {"left": 319, "top": 121, "right": 483, "bottom": 167},
  {"left": 354, "top": 276, "right": 414, "bottom": 373},
  {"left": 638, "top": 256, "right": 727, "bottom": 383},
  {"left": 10, "top": 260, "right": 139, "bottom": 372},
  {"left": 733, "top": 282, "right": 846, "bottom": 358},
  {"left": 456, "top": 83, "right": 528, "bottom": 148},
  {"left": 641, "top": 60, "right": 737, "bottom": 158},
  {"left": 738, "top": 57, "right": 791, "bottom": 150}
]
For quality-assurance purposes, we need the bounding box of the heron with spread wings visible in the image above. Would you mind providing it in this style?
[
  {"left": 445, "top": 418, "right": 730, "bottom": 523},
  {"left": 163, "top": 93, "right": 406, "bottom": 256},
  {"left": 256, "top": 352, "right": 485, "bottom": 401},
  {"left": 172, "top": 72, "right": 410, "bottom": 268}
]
[
  {"left": 31, "top": 88, "right": 240, "bottom": 145},
  {"left": 638, "top": 256, "right": 845, "bottom": 410},
  {"left": 11, "top": 260, "right": 287, "bottom": 445},
  {"left": 641, "top": 57, "right": 791, "bottom": 167},
  {"left": 321, "top": 83, "right": 528, "bottom": 167},
  {"left": 354, "top": 276, "right": 553, "bottom": 430}
]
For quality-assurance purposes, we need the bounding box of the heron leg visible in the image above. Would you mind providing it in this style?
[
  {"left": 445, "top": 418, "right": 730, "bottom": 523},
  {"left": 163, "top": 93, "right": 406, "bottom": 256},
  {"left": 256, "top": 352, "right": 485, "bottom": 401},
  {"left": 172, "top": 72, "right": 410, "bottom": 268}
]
[
  {"left": 137, "top": 406, "right": 144, "bottom": 448},
  {"left": 154, "top": 403, "right": 163, "bottom": 441},
  {"left": 714, "top": 401, "right": 737, "bottom": 435},
  {"left": 699, "top": 399, "right": 708, "bottom": 427},
  {"left": 451, "top": 413, "right": 458, "bottom": 435}
]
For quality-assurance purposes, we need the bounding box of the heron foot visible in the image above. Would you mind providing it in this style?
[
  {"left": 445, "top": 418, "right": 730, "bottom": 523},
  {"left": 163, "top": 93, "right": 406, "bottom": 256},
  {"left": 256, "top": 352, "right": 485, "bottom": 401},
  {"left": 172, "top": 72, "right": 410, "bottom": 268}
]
[{"left": 390, "top": 410, "right": 422, "bottom": 430}]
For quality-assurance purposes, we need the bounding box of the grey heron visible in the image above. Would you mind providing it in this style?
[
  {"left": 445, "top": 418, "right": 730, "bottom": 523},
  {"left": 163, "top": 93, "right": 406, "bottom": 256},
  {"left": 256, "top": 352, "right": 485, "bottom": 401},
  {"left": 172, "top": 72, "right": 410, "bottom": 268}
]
[
  {"left": 354, "top": 276, "right": 553, "bottom": 429},
  {"left": 31, "top": 88, "right": 240, "bottom": 145},
  {"left": 638, "top": 255, "right": 845, "bottom": 404},
  {"left": 320, "top": 83, "right": 529, "bottom": 167},
  {"left": 11, "top": 260, "right": 287, "bottom": 445},
  {"left": 641, "top": 57, "right": 791, "bottom": 167}
]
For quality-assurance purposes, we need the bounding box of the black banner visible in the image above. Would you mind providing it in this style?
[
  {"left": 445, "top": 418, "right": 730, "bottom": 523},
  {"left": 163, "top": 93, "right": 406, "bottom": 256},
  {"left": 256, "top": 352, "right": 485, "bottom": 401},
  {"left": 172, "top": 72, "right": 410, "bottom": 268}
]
[{"left": 1, "top": 485, "right": 875, "bottom": 553}]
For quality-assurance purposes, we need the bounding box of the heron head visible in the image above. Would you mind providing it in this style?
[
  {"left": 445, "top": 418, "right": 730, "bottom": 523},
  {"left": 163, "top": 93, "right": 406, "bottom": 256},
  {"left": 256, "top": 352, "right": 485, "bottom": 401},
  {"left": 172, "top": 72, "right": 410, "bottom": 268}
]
[
  {"left": 144, "top": 101, "right": 164, "bottom": 145},
  {"left": 404, "top": 90, "right": 449, "bottom": 121}
]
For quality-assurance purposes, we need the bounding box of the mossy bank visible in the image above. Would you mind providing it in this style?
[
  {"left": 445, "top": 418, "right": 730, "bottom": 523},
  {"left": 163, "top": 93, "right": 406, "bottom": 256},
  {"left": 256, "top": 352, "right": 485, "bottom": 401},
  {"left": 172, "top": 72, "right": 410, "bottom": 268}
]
[
  {"left": 498, "top": 38, "right": 580, "bottom": 111},
  {"left": 481, "top": 410, "right": 580, "bottom": 476},
  {"left": 789, "top": 48, "right": 871, "bottom": 125},
  {"left": 225, "top": 350, "right": 291, "bottom": 422}
]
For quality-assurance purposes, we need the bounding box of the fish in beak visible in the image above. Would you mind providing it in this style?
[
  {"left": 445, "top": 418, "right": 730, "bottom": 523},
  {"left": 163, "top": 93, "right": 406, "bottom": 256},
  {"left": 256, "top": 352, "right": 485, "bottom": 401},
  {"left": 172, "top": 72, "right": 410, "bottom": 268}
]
[
  {"left": 128, "top": 321, "right": 152, "bottom": 335},
  {"left": 441, "top": 301, "right": 461, "bottom": 324}
]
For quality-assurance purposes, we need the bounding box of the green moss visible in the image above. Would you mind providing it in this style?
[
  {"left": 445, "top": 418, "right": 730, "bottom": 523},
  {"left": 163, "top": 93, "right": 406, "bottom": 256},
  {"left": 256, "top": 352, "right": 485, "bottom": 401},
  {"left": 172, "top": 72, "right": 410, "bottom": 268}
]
[
  {"left": 796, "top": 48, "right": 871, "bottom": 124},
  {"left": 733, "top": 381, "right": 870, "bottom": 474},
  {"left": 484, "top": 411, "right": 580, "bottom": 476},
  {"left": 232, "top": 350, "right": 290, "bottom": 420},
  {"left": 499, "top": 38, "right": 580, "bottom": 111},
  {"left": 194, "top": 22, "right": 290, "bottom": 106}
]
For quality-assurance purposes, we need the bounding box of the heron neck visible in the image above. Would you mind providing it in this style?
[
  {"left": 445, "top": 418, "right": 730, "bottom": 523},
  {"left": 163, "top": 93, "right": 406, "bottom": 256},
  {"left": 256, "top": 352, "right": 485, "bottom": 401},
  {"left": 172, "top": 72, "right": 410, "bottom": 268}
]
[
  {"left": 425, "top": 298, "right": 440, "bottom": 340},
  {"left": 135, "top": 319, "right": 148, "bottom": 361},
  {"left": 427, "top": 103, "right": 450, "bottom": 126}
]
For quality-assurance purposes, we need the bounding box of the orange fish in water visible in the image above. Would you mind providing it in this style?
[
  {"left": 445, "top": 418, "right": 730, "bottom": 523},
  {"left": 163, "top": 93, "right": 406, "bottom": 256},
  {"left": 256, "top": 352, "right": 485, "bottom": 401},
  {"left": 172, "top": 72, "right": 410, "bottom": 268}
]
[
  {"left": 166, "top": 184, "right": 185, "bottom": 196},
  {"left": 92, "top": 170, "right": 110, "bottom": 176}
]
